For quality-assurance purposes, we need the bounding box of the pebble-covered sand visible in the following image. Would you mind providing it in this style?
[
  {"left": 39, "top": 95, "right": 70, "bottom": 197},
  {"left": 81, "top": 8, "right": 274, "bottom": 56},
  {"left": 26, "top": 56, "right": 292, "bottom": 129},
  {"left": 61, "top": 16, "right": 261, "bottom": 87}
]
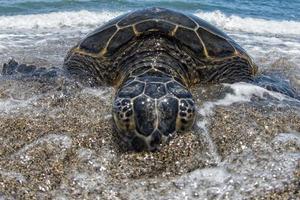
[{"left": 0, "top": 76, "right": 299, "bottom": 199}]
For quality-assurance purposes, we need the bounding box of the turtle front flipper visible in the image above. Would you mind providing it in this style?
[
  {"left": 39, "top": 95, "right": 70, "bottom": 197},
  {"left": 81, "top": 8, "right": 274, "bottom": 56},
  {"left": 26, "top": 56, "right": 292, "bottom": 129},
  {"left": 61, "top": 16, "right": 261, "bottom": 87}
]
[
  {"left": 251, "top": 74, "right": 299, "bottom": 100},
  {"left": 2, "top": 59, "right": 61, "bottom": 79}
]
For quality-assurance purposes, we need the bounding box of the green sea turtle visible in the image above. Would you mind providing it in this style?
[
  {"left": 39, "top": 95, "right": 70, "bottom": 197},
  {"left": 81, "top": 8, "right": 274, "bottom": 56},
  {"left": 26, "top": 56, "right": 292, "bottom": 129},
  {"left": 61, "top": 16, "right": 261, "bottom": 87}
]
[{"left": 2, "top": 7, "right": 299, "bottom": 151}]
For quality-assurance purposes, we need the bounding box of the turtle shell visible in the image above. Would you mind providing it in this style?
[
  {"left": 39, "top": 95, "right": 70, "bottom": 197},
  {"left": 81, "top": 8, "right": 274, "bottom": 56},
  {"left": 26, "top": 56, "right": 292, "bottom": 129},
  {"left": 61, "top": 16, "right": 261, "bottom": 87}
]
[{"left": 77, "top": 7, "right": 246, "bottom": 59}]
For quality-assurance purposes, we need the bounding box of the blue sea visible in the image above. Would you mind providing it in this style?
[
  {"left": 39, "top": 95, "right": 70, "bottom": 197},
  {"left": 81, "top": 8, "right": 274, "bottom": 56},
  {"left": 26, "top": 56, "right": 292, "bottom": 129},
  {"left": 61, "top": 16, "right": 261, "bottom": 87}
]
[
  {"left": 0, "top": 0, "right": 299, "bottom": 20},
  {"left": 0, "top": 0, "right": 300, "bottom": 73}
]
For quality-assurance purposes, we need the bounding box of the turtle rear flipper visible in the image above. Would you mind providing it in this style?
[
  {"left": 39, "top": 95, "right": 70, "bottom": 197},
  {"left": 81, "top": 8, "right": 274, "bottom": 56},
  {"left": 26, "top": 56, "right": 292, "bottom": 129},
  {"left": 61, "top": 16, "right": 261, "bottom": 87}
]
[
  {"left": 252, "top": 74, "right": 299, "bottom": 100},
  {"left": 2, "top": 59, "right": 60, "bottom": 79}
]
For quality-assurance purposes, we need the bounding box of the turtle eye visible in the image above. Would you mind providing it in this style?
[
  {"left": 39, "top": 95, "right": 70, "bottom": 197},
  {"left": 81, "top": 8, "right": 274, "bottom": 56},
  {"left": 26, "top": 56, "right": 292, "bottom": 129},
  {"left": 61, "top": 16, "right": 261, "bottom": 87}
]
[
  {"left": 177, "top": 99, "right": 196, "bottom": 132},
  {"left": 112, "top": 97, "right": 135, "bottom": 133}
]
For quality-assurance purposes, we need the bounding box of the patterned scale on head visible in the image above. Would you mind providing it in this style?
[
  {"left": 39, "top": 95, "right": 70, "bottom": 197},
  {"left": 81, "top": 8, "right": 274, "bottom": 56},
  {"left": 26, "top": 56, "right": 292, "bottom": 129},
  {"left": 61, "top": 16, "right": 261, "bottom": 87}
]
[{"left": 113, "top": 69, "right": 195, "bottom": 151}]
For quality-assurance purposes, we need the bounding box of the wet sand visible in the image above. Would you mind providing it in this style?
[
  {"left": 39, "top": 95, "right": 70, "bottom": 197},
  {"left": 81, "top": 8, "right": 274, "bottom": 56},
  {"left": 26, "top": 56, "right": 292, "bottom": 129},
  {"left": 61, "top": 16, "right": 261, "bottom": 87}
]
[{"left": 0, "top": 77, "right": 299, "bottom": 199}]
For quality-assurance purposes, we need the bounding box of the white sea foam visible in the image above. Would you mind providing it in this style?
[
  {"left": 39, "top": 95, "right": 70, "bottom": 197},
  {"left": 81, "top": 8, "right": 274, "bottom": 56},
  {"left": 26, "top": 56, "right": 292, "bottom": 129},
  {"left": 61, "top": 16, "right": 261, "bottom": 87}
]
[
  {"left": 0, "top": 10, "right": 299, "bottom": 36},
  {"left": 11, "top": 134, "right": 72, "bottom": 160},
  {"left": 273, "top": 132, "right": 300, "bottom": 147},
  {"left": 128, "top": 148, "right": 300, "bottom": 199},
  {"left": 82, "top": 87, "right": 113, "bottom": 100},
  {"left": 196, "top": 82, "right": 294, "bottom": 164},
  {"left": 195, "top": 10, "right": 300, "bottom": 36},
  {"left": 0, "top": 97, "right": 36, "bottom": 114},
  {"left": 0, "top": 170, "right": 26, "bottom": 183},
  {"left": 0, "top": 10, "right": 123, "bottom": 30},
  {"left": 197, "top": 82, "right": 287, "bottom": 128},
  {"left": 199, "top": 82, "right": 290, "bottom": 117}
]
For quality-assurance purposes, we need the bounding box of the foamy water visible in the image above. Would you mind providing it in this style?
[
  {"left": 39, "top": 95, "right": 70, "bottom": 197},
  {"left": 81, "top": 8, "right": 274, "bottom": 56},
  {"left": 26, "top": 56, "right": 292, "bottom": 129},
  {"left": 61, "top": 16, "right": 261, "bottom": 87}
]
[
  {"left": 0, "top": 9, "right": 299, "bottom": 70},
  {"left": 0, "top": 9, "right": 299, "bottom": 36},
  {"left": 196, "top": 10, "right": 300, "bottom": 36},
  {"left": 196, "top": 82, "right": 300, "bottom": 165},
  {"left": 0, "top": 10, "right": 123, "bottom": 30}
]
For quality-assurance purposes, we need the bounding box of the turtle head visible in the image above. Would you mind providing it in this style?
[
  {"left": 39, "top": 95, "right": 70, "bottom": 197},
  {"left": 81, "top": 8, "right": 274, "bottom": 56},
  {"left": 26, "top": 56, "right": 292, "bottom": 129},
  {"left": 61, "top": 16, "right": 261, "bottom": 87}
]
[{"left": 112, "top": 76, "right": 196, "bottom": 151}]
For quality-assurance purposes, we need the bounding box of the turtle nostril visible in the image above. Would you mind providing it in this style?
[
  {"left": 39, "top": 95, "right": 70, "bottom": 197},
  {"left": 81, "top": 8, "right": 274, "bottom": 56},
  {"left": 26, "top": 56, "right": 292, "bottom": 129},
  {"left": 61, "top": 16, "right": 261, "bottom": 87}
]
[
  {"left": 125, "top": 110, "right": 133, "bottom": 117},
  {"left": 150, "top": 130, "right": 162, "bottom": 148},
  {"left": 181, "top": 118, "right": 188, "bottom": 124},
  {"left": 179, "top": 111, "right": 187, "bottom": 117}
]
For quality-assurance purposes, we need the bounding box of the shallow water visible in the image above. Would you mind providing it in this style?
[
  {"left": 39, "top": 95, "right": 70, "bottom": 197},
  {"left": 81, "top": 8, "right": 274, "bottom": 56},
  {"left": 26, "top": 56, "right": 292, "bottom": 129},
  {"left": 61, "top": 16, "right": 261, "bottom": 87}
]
[
  {"left": 0, "top": 77, "right": 299, "bottom": 199},
  {"left": 0, "top": 0, "right": 300, "bottom": 199}
]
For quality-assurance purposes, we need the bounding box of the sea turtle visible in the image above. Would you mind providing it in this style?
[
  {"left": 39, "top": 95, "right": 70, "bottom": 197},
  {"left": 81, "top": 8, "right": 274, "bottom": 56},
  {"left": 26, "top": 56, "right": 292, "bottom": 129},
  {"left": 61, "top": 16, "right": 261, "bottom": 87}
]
[{"left": 2, "top": 7, "right": 298, "bottom": 151}]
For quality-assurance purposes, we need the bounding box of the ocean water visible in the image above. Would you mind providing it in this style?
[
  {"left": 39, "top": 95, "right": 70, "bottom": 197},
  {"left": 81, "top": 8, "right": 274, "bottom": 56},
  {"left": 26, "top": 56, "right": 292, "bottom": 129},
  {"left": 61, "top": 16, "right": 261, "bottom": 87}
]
[
  {"left": 0, "top": 0, "right": 300, "bottom": 199},
  {"left": 0, "top": 0, "right": 300, "bottom": 72}
]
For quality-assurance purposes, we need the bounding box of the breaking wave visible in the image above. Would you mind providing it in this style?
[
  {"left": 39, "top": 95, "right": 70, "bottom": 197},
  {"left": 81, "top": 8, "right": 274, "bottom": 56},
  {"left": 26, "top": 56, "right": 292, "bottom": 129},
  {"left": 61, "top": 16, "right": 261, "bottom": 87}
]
[{"left": 0, "top": 10, "right": 299, "bottom": 36}]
